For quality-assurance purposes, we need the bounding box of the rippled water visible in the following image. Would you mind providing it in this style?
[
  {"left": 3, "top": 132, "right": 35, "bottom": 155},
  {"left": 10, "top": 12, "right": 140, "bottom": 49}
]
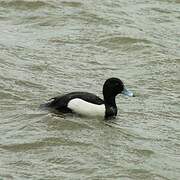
[{"left": 0, "top": 0, "right": 180, "bottom": 179}]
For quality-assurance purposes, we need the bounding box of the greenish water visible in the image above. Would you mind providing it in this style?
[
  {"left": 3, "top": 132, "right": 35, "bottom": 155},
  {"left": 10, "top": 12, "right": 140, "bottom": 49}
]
[{"left": 0, "top": 0, "right": 180, "bottom": 179}]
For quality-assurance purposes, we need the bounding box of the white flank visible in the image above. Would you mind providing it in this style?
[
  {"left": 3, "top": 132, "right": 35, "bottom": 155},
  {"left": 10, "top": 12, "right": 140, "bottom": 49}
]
[{"left": 67, "top": 98, "right": 105, "bottom": 118}]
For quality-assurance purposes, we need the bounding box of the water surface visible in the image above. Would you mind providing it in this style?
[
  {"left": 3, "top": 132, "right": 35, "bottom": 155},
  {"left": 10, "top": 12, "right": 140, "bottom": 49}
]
[{"left": 0, "top": 0, "right": 180, "bottom": 179}]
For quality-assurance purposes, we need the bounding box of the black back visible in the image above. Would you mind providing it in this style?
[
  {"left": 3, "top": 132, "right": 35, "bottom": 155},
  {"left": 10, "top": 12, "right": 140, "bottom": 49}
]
[{"left": 42, "top": 92, "right": 104, "bottom": 113}]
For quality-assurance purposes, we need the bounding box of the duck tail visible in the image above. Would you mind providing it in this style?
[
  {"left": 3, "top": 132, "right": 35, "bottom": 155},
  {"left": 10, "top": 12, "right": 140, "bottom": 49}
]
[{"left": 39, "top": 98, "right": 55, "bottom": 110}]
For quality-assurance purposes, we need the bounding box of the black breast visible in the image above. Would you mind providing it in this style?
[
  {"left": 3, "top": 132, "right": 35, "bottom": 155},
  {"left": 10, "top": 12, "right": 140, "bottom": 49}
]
[{"left": 105, "top": 105, "right": 117, "bottom": 119}]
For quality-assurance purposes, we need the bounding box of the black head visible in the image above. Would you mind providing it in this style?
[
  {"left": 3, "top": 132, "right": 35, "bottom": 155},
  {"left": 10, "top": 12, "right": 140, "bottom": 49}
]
[
  {"left": 102, "top": 77, "right": 134, "bottom": 118},
  {"left": 103, "top": 78, "right": 124, "bottom": 98}
]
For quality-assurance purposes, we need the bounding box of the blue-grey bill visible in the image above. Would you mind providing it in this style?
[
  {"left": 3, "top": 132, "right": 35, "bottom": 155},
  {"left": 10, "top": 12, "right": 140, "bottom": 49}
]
[{"left": 122, "top": 87, "right": 134, "bottom": 97}]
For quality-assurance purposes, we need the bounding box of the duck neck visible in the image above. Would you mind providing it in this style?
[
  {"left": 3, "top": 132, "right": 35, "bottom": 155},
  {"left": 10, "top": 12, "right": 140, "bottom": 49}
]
[
  {"left": 104, "top": 95, "right": 117, "bottom": 118},
  {"left": 104, "top": 95, "right": 116, "bottom": 108}
]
